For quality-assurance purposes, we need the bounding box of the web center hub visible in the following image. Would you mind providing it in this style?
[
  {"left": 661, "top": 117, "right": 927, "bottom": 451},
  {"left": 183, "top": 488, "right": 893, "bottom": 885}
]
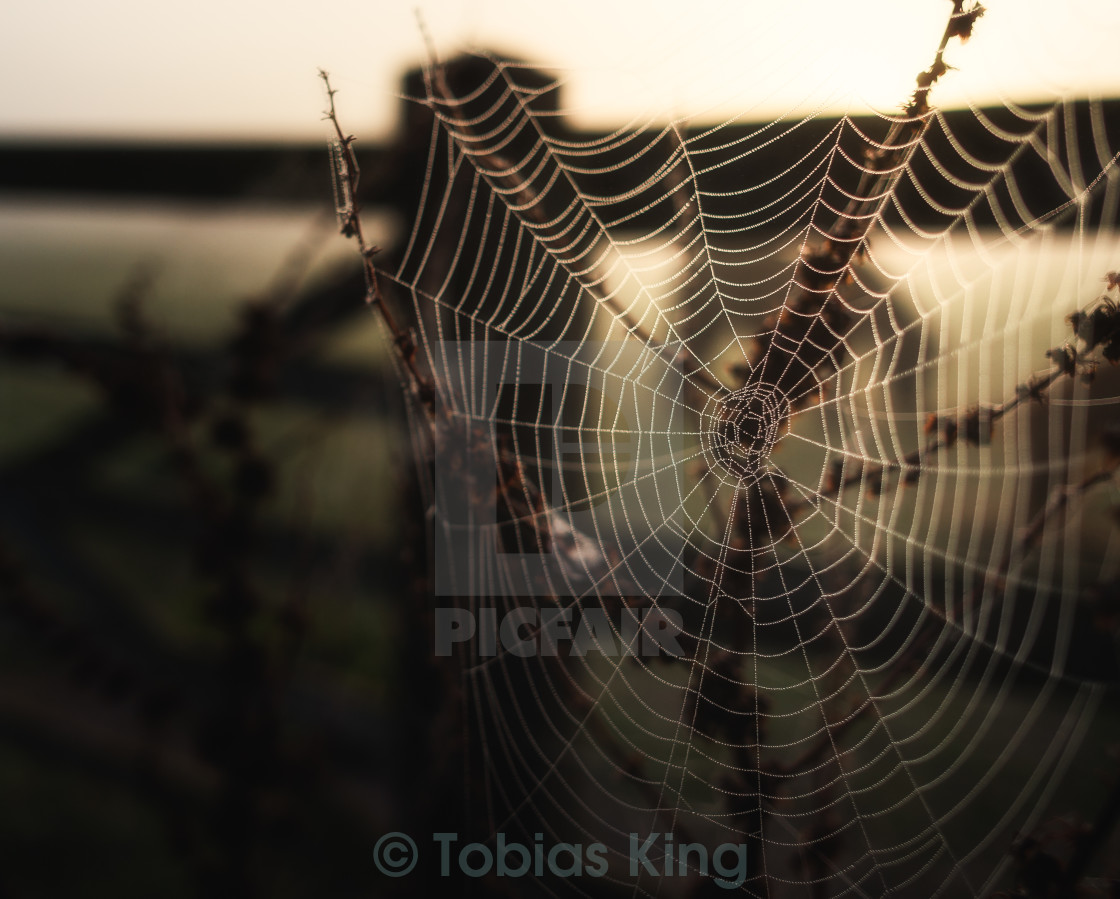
[{"left": 703, "top": 383, "right": 791, "bottom": 483}]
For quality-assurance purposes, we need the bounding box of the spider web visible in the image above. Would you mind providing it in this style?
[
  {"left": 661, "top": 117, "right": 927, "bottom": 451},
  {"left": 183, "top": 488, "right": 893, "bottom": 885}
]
[{"left": 367, "top": 18, "right": 1120, "bottom": 897}]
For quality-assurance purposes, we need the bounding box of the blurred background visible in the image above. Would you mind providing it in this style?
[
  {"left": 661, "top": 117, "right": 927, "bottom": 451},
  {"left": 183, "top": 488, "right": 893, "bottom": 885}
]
[{"left": 3, "top": 2, "right": 1120, "bottom": 897}]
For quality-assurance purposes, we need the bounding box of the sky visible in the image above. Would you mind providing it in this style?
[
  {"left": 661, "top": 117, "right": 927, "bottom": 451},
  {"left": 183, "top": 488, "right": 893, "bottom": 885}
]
[{"left": 1, "top": 0, "right": 1119, "bottom": 142}]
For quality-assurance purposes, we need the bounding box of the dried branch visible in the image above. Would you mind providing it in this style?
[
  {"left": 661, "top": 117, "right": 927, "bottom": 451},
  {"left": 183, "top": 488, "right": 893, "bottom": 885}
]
[
  {"left": 750, "top": 0, "right": 986, "bottom": 410},
  {"left": 319, "top": 70, "right": 435, "bottom": 412},
  {"left": 798, "top": 279, "right": 1120, "bottom": 517}
]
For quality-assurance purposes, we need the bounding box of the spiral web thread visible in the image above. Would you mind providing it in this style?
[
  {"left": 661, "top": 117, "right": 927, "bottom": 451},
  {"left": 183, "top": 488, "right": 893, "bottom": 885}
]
[{"left": 368, "top": 16, "right": 1120, "bottom": 896}]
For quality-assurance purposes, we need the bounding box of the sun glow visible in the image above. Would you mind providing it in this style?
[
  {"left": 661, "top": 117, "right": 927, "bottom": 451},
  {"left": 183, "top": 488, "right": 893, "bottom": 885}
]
[{"left": 0, "top": 0, "right": 1117, "bottom": 140}]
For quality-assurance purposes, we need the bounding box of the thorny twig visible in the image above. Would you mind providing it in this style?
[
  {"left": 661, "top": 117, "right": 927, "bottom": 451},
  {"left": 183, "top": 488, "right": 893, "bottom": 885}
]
[
  {"left": 320, "top": 69, "right": 435, "bottom": 412},
  {"left": 792, "top": 278, "right": 1120, "bottom": 517},
  {"left": 321, "top": 71, "right": 626, "bottom": 586},
  {"left": 703, "top": 0, "right": 986, "bottom": 558},
  {"left": 750, "top": 0, "right": 986, "bottom": 410}
]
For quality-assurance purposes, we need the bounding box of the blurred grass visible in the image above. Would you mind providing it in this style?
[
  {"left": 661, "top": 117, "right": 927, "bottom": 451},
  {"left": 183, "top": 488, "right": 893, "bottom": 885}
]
[
  {"left": 0, "top": 197, "right": 416, "bottom": 897},
  {"left": 0, "top": 198, "right": 363, "bottom": 338},
  {"left": 0, "top": 363, "right": 102, "bottom": 462}
]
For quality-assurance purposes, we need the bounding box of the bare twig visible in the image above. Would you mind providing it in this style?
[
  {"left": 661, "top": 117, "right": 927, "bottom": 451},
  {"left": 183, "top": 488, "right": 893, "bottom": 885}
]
[
  {"left": 794, "top": 280, "right": 1120, "bottom": 517},
  {"left": 751, "top": 0, "right": 986, "bottom": 411},
  {"left": 319, "top": 70, "right": 435, "bottom": 412}
]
